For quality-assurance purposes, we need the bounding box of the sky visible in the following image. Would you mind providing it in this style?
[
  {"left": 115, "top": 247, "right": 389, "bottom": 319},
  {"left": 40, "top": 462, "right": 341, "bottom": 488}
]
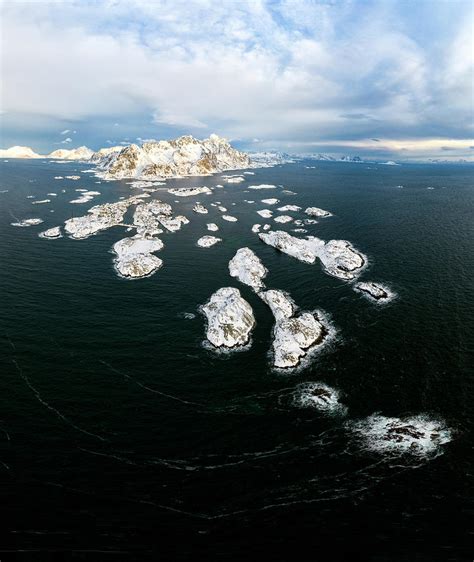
[{"left": 0, "top": 0, "right": 473, "bottom": 160}]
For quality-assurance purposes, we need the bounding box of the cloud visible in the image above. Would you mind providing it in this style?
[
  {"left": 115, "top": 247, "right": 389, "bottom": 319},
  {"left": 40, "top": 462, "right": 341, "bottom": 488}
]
[
  {"left": 60, "top": 129, "right": 70, "bottom": 135},
  {"left": 1, "top": 0, "right": 473, "bottom": 157},
  {"left": 61, "top": 137, "right": 72, "bottom": 144}
]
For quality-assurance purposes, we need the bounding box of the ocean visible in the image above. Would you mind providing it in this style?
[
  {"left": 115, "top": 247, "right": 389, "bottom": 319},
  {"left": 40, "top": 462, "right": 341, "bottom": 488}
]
[{"left": 0, "top": 158, "right": 472, "bottom": 560}]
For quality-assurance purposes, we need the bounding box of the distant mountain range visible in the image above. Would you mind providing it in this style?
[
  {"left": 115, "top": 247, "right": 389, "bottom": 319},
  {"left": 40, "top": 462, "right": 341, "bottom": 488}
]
[
  {"left": 0, "top": 145, "right": 94, "bottom": 160},
  {"left": 1, "top": 142, "right": 471, "bottom": 168}
]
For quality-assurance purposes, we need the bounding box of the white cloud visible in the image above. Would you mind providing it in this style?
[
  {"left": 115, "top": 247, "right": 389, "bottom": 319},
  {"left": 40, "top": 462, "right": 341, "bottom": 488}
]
[
  {"left": 60, "top": 129, "right": 70, "bottom": 135},
  {"left": 61, "top": 137, "right": 72, "bottom": 144},
  {"left": 0, "top": 0, "right": 472, "bottom": 152}
]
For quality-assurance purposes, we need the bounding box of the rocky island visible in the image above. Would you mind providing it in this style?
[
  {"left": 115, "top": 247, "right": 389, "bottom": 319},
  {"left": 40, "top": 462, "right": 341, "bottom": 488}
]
[
  {"left": 294, "top": 382, "right": 347, "bottom": 414},
  {"left": 96, "top": 134, "right": 250, "bottom": 180},
  {"left": 350, "top": 414, "right": 452, "bottom": 456},
  {"left": 353, "top": 281, "right": 396, "bottom": 303},
  {"left": 201, "top": 287, "right": 255, "bottom": 348},
  {"left": 259, "top": 230, "right": 366, "bottom": 280},
  {"left": 113, "top": 235, "right": 164, "bottom": 279},
  {"left": 260, "top": 289, "right": 329, "bottom": 368},
  {"left": 228, "top": 247, "right": 267, "bottom": 291}
]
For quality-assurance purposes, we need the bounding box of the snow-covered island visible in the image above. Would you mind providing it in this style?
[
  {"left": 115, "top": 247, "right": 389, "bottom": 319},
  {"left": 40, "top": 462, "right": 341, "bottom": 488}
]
[
  {"left": 95, "top": 134, "right": 250, "bottom": 180},
  {"left": 113, "top": 235, "right": 164, "bottom": 279},
  {"left": 197, "top": 235, "right": 221, "bottom": 248},
  {"left": 259, "top": 289, "right": 329, "bottom": 368},
  {"left": 353, "top": 281, "right": 396, "bottom": 303},
  {"left": 259, "top": 230, "right": 366, "bottom": 280},
  {"left": 64, "top": 196, "right": 144, "bottom": 239},
  {"left": 201, "top": 287, "right": 255, "bottom": 348},
  {"left": 228, "top": 247, "right": 267, "bottom": 291}
]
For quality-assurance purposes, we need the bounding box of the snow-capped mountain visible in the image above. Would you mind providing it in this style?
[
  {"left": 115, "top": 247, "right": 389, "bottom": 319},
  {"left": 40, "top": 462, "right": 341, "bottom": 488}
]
[
  {"left": 96, "top": 134, "right": 250, "bottom": 180},
  {"left": 90, "top": 146, "right": 124, "bottom": 163},
  {"left": 249, "top": 152, "right": 296, "bottom": 167},
  {"left": 47, "top": 146, "right": 94, "bottom": 160},
  {"left": 303, "top": 153, "right": 363, "bottom": 162},
  {"left": 0, "top": 146, "right": 42, "bottom": 158}
]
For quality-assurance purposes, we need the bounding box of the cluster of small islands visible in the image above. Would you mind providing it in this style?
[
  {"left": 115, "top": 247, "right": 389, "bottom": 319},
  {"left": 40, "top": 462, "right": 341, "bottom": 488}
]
[{"left": 4, "top": 134, "right": 452, "bottom": 457}]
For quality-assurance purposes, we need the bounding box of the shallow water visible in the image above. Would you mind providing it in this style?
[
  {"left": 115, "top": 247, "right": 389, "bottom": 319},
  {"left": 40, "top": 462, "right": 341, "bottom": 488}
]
[{"left": 0, "top": 159, "right": 473, "bottom": 560}]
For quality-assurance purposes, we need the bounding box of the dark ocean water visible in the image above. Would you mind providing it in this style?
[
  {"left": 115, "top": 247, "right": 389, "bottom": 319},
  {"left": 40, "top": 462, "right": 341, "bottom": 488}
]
[{"left": 0, "top": 159, "right": 473, "bottom": 561}]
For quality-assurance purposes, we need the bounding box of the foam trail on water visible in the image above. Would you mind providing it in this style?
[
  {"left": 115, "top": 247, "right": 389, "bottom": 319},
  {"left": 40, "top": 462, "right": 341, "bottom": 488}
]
[
  {"left": 13, "top": 359, "right": 106, "bottom": 442},
  {"left": 99, "top": 360, "right": 203, "bottom": 407}
]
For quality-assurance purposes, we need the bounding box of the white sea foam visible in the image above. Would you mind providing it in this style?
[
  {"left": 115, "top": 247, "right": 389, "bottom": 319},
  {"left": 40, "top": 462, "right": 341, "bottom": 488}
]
[
  {"left": 349, "top": 414, "right": 452, "bottom": 456},
  {"left": 293, "top": 382, "right": 347, "bottom": 415}
]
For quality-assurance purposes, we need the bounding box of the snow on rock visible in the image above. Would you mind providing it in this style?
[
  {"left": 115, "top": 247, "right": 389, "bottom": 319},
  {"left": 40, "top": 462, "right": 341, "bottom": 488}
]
[
  {"left": 47, "top": 146, "right": 94, "bottom": 160},
  {"left": 168, "top": 187, "right": 212, "bottom": 197},
  {"left": 271, "top": 313, "right": 326, "bottom": 368},
  {"left": 0, "top": 146, "right": 42, "bottom": 158},
  {"left": 259, "top": 289, "right": 294, "bottom": 321},
  {"left": 259, "top": 231, "right": 366, "bottom": 280},
  {"left": 113, "top": 235, "right": 164, "bottom": 258},
  {"left": 353, "top": 281, "right": 396, "bottom": 303},
  {"left": 197, "top": 235, "right": 222, "bottom": 248},
  {"left": 97, "top": 134, "right": 250, "bottom": 180},
  {"left": 314, "top": 239, "right": 366, "bottom": 280},
  {"left": 70, "top": 191, "right": 101, "bottom": 204},
  {"left": 11, "top": 218, "right": 44, "bottom": 227},
  {"left": 65, "top": 175, "right": 81, "bottom": 180},
  {"left": 64, "top": 196, "right": 141, "bottom": 239},
  {"left": 32, "top": 199, "right": 51, "bottom": 205},
  {"left": 207, "top": 223, "right": 219, "bottom": 232},
  {"left": 114, "top": 253, "right": 163, "bottom": 279},
  {"left": 202, "top": 287, "right": 255, "bottom": 348},
  {"left": 158, "top": 214, "right": 190, "bottom": 232},
  {"left": 112, "top": 235, "right": 164, "bottom": 279},
  {"left": 257, "top": 209, "right": 273, "bottom": 218},
  {"left": 129, "top": 180, "right": 166, "bottom": 189},
  {"left": 222, "top": 215, "right": 238, "bottom": 222},
  {"left": 260, "top": 288, "right": 327, "bottom": 368},
  {"left": 228, "top": 248, "right": 267, "bottom": 291},
  {"left": 90, "top": 146, "right": 124, "bottom": 163},
  {"left": 217, "top": 205, "right": 227, "bottom": 212},
  {"left": 193, "top": 203, "right": 208, "bottom": 214},
  {"left": 225, "top": 176, "right": 245, "bottom": 183},
  {"left": 259, "top": 230, "right": 316, "bottom": 264},
  {"left": 261, "top": 198, "right": 280, "bottom": 205},
  {"left": 39, "top": 226, "right": 62, "bottom": 239},
  {"left": 248, "top": 184, "right": 276, "bottom": 190},
  {"left": 349, "top": 414, "right": 452, "bottom": 456},
  {"left": 305, "top": 207, "right": 332, "bottom": 218},
  {"left": 277, "top": 204, "right": 301, "bottom": 212},
  {"left": 133, "top": 200, "right": 171, "bottom": 236},
  {"left": 251, "top": 224, "right": 261, "bottom": 233},
  {"left": 274, "top": 215, "right": 293, "bottom": 223}
]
